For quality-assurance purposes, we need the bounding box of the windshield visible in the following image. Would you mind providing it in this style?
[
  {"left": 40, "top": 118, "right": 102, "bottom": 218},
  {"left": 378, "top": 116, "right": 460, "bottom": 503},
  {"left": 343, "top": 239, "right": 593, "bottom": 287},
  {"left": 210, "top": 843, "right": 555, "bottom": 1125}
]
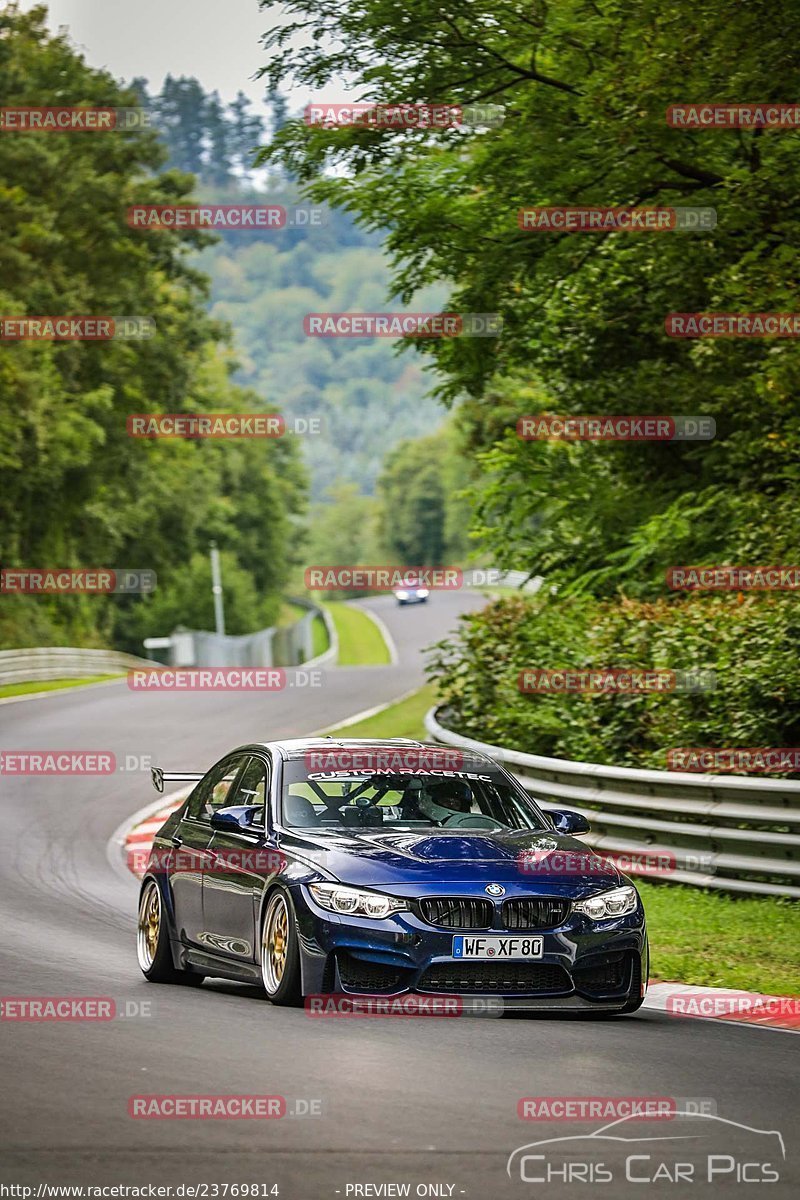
[{"left": 280, "top": 762, "right": 549, "bottom": 833}]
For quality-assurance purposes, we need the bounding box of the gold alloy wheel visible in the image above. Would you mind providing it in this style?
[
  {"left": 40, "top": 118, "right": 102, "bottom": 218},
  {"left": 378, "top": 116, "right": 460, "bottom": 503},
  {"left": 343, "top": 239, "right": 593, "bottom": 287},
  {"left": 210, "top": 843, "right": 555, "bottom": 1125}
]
[
  {"left": 137, "top": 880, "right": 161, "bottom": 971},
  {"left": 261, "top": 892, "right": 290, "bottom": 994}
]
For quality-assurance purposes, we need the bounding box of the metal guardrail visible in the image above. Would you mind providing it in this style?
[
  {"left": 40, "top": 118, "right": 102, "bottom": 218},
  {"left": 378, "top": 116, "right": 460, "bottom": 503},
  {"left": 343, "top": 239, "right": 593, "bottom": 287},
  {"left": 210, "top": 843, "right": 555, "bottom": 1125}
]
[
  {"left": 162, "top": 597, "right": 334, "bottom": 670},
  {"left": 0, "top": 602, "right": 335, "bottom": 685},
  {"left": 425, "top": 706, "right": 800, "bottom": 899},
  {"left": 487, "top": 570, "right": 544, "bottom": 594},
  {"left": 0, "top": 646, "right": 159, "bottom": 686}
]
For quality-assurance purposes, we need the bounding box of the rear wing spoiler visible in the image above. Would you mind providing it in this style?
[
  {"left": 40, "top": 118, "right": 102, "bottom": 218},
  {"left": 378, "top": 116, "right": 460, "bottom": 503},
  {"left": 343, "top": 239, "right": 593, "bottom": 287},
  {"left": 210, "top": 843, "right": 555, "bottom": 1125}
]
[{"left": 151, "top": 767, "right": 205, "bottom": 794}]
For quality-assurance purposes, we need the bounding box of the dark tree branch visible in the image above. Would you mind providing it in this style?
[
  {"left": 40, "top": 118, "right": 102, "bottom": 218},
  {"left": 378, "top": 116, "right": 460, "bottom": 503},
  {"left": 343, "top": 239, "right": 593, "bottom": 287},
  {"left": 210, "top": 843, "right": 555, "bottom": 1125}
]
[
  {"left": 439, "top": 13, "right": 581, "bottom": 95},
  {"left": 656, "top": 156, "right": 725, "bottom": 186}
]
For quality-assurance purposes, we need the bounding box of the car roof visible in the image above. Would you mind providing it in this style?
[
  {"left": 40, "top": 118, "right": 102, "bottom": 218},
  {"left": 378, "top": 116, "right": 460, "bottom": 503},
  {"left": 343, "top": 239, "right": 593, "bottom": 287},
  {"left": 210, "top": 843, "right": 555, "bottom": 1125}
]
[{"left": 237, "top": 737, "right": 494, "bottom": 765}]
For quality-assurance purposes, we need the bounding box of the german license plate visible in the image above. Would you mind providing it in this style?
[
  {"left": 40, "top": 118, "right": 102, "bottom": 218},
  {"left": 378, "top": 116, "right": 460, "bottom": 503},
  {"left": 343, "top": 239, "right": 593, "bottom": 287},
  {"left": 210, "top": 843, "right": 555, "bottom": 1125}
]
[{"left": 452, "top": 935, "right": 543, "bottom": 959}]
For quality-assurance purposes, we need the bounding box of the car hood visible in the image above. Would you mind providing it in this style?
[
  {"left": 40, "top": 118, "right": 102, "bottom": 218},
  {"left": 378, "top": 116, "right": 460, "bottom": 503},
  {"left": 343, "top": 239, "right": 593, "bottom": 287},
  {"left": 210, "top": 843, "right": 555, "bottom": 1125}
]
[{"left": 281, "top": 827, "right": 625, "bottom": 896}]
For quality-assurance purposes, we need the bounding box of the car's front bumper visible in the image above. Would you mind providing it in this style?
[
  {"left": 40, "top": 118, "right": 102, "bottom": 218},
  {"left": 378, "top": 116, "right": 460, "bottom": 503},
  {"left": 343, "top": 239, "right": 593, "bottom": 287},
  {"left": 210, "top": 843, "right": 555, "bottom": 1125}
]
[{"left": 292, "top": 886, "right": 647, "bottom": 1011}]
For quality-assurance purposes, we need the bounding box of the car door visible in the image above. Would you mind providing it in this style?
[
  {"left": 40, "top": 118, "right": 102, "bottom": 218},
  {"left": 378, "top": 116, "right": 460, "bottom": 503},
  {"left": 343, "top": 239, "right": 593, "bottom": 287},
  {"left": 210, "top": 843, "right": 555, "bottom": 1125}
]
[
  {"left": 168, "top": 754, "right": 249, "bottom": 949},
  {"left": 202, "top": 754, "right": 278, "bottom": 962}
]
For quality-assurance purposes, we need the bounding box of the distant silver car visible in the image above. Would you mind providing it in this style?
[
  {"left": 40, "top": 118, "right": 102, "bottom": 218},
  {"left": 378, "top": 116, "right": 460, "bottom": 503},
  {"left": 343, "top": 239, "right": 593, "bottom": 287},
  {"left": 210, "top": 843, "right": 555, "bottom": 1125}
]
[{"left": 394, "top": 585, "right": 429, "bottom": 605}]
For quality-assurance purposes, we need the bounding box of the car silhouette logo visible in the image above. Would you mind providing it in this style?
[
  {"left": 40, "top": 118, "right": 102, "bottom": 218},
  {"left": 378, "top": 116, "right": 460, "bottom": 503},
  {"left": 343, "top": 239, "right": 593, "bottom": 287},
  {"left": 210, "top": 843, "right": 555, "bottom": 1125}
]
[
  {"left": 506, "top": 1112, "right": 786, "bottom": 1182},
  {"left": 485, "top": 883, "right": 505, "bottom": 896}
]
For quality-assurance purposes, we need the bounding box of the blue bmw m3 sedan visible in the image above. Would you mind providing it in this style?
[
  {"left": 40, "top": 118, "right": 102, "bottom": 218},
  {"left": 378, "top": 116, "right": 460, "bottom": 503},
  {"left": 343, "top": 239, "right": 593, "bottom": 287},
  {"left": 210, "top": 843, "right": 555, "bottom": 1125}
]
[{"left": 137, "top": 738, "right": 648, "bottom": 1014}]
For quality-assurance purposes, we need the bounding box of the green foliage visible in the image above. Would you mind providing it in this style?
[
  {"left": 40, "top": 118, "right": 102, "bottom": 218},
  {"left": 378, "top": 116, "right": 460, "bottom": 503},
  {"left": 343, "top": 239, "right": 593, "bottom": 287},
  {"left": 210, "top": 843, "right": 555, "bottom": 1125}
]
[
  {"left": 262, "top": 0, "right": 800, "bottom": 588},
  {"left": 301, "top": 482, "right": 383, "bottom": 592},
  {"left": 378, "top": 426, "right": 471, "bottom": 564},
  {"left": 123, "top": 552, "right": 280, "bottom": 643},
  {"left": 428, "top": 593, "right": 800, "bottom": 772},
  {"left": 0, "top": 7, "right": 305, "bottom": 652},
  {"left": 297, "top": 421, "right": 472, "bottom": 601},
  {"left": 129, "top": 67, "right": 456, "bottom": 506},
  {"left": 199, "top": 183, "right": 447, "bottom": 500},
  {"left": 262, "top": 0, "right": 800, "bottom": 766},
  {"left": 133, "top": 76, "right": 266, "bottom": 181}
]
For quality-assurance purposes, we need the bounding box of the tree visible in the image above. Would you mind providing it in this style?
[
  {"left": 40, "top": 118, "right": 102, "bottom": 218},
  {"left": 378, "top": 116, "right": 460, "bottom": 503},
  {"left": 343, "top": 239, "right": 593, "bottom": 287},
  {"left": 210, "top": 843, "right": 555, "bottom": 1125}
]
[
  {"left": 377, "top": 428, "right": 470, "bottom": 565},
  {"left": 124, "top": 551, "right": 278, "bottom": 643},
  {"left": 229, "top": 90, "right": 266, "bottom": 175},
  {"left": 261, "top": 0, "right": 800, "bottom": 593},
  {"left": 0, "top": 5, "right": 305, "bottom": 650},
  {"left": 205, "top": 91, "right": 233, "bottom": 185},
  {"left": 155, "top": 74, "right": 208, "bottom": 175}
]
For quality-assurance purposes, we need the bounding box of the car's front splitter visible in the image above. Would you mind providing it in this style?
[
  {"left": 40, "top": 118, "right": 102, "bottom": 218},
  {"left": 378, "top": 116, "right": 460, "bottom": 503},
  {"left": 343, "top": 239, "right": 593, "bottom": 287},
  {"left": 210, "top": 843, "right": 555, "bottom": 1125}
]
[{"left": 293, "top": 887, "right": 646, "bottom": 1008}]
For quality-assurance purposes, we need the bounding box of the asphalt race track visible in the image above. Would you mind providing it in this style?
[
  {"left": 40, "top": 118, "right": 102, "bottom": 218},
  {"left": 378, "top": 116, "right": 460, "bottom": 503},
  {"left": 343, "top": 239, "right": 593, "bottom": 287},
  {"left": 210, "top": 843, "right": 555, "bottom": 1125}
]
[{"left": 0, "top": 592, "right": 796, "bottom": 1198}]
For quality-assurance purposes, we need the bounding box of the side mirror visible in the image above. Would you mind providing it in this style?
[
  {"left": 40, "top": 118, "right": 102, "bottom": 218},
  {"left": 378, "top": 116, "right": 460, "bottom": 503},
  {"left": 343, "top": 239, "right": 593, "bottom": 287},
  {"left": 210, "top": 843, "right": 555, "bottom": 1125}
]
[
  {"left": 210, "top": 805, "right": 261, "bottom": 832},
  {"left": 545, "top": 808, "right": 591, "bottom": 836}
]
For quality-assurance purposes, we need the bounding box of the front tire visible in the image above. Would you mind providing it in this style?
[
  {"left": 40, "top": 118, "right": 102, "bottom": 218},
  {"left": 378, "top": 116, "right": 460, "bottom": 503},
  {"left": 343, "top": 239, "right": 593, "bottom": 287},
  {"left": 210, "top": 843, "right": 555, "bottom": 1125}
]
[
  {"left": 260, "top": 889, "right": 301, "bottom": 1006},
  {"left": 137, "top": 878, "right": 204, "bottom": 986}
]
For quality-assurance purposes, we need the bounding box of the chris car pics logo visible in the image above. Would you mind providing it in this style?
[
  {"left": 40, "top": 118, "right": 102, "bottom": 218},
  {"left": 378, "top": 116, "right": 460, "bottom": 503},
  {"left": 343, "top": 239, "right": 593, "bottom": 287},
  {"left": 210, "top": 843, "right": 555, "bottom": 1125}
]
[{"left": 507, "top": 1112, "right": 784, "bottom": 1185}]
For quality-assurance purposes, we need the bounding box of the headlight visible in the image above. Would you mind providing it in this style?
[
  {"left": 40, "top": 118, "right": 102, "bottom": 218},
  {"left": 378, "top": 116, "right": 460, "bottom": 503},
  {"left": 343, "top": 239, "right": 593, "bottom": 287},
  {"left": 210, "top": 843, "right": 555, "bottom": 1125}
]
[
  {"left": 308, "top": 883, "right": 408, "bottom": 919},
  {"left": 573, "top": 885, "right": 638, "bottom": 921},
  {"left": 416, "top": 588, "right": 429, "bottom": 597},
  {"left": 395, "top": 590, "right": 409, "bottom": 599}
]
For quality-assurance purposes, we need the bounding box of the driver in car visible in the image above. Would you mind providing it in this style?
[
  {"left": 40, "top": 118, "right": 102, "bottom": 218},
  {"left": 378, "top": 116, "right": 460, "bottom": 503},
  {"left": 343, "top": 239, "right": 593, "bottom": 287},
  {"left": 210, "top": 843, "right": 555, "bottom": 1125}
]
[{"left": 414, "top": 778, "right": 475, "bottom": 824}]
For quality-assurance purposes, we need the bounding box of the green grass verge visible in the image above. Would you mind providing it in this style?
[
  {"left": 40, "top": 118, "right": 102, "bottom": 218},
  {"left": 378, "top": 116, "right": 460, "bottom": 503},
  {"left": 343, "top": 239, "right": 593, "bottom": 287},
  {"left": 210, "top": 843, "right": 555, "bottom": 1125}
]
[
  {"left": 275, "top": 600, "right": 329, "bottom": 659},
  {"left": 325, "top": 682, "right": 436, "bottom": 739},
  {"left": 638, "top": 881, "right": 799, "bottom": 995},
  {"left": 323, "top": 600, "right": 391, "bottom": 666},
  {"left": 0, "top": 674, "right": 124, "bottom": 699},
  {"left": 310, "top": 613, "right": 329, "bottom": 658},
  {"left": 275, "top": 601, "right": 308, "bottom": 627}
]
